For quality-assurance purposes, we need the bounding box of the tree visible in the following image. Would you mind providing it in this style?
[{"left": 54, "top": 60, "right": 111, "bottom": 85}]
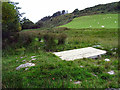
[
  {"left": 41, "top": 16, "right": 51, "bottom": 21},
  {"left": 35, "top": 20, "right": 43, "bottom": 28},
  {"left": 21, "top": 17, "right": 34, "bottom": 29},
  {"left": 2, "top": 1, "right": 22, "bottom": 47},
  {"left": 72, "top": 8, "right": 79, "bottom": 15},
  {"left": 2, "top": 2, "right": 21, "bottom": 33},
  {"left": 52, "top": 11, "right": 61, "bottom": 17},
  {"left": 62, "top": 10, "right": 65, "bottom": 14}
]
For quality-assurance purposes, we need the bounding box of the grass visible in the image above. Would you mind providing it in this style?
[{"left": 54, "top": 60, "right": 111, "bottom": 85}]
[
  {"left": 2, "top": 13, "right": 119, "bottom": 88},
  {"left": 2, "top": 50, "right": 119, "bottom": 88},
  {"left": 2, "top": 27, "right": 119, "bottom": 88},
  {"left": 64, "top": 28, "right": 118, "bottom": 50},
  {"left": 60, "top": 14, "right": 119, "bottom": 29}
]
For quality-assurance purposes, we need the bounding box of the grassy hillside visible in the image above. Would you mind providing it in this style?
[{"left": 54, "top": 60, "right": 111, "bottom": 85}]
[
  {"left": 74, "top": 1, "right": 120, "bottom": 17},
  {"left": 37, "top": 1, "right": 119, "bottom": 29},
  {"left": 41, "top": 14, "right": 74, "bottom": 28},
  {"left": 3, "top": 27, "right": 119, "bottom": 88},
  {"left": 60, "top": 14, "right": 119, "bottom": 29},
  {"left": 2, "top": 1, "right": 119, "bottom": 88}
]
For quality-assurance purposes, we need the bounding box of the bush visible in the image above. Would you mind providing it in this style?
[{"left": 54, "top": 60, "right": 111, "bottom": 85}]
[
  {"left": 57, "top": 33, "right": 67, "bottom": 45},
  {"left": 43, "top": 32, "right": 67, "bottom": 51},
  {"left": 53, "top": 27, "right": 69, "bottom": 32},
  {"left": 18, "top": 32, "right": 37, "bottom": 47},
  {"left": 43, "top": 33, "right": 57, "bottom": 51}
]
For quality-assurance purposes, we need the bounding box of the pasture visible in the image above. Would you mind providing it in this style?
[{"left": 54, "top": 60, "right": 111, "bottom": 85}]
[
  {"left": 2, "top": 1, "right": 119, "bottom": 88},
  {"left": 60, "top": 14, "right": 119, "bottom": 29},
  {"left": 2, "top": 27, "right": 119, "bottom": 88}
]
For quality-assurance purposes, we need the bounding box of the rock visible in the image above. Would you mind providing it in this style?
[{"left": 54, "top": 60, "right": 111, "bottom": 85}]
[
  {"left": 22, "top": 60, "right": 26, "bottom": 62},
  {"left": 113, "top": 52, "right": 116, "bottom": 55},
  {"left": 93, "top": 45, "right": 102, "bottom": 48},
  {"left": 80, "top": 66, "right": 83, "bottom": 67},
  {"left": 40, "top": 40, "right": 44, "bottom": 42},
  {"left": 101, "top": 25, "right": 104, "bottom": 28},
  {"left": 74, "top": 81, "right": 81, "bottom": 84},
  {"left": 31, "top": 56, "right": 36, "bottom": 58},
  {"left": 110, "top": 48, "right": 117, "bottom": 51},
  {"left": 16, "top": 63, "right": 35, "bottom": 70},
  {"left": 70, "top": 79, "right": 72, "bottom": 82},
  {"left": 20, "top": 57, "right": 23, "bottom": 58},
  {"left": 108, "top": 71, "right": 115, "bottom": 75},
  {"left": 92, "top": 73, "right": 97, "bottom": 77},
  {"left": 31, "top": 58, "right": 36, "bottom": 60},
  {"left": 25, "top": 68, "right": 29, "bottom": 70},
  {"left": 105, "top": 58, "right": 110, "bottom": 61}
]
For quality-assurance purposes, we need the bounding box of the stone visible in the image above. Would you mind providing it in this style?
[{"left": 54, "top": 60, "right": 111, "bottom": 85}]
[
  {"left": 22, "top": 60, "right": 26, "bottom": 62},
  {"left": 16, "top": 63, "right": 35, "bottom": 70},
  {"left": 25, "top": 68, "right": 29, "bottom": 70},
  {"left": 16, "top": 60, "right": 18, "bottom": 62},
  {"left": 113, "top": 52, "right": 116, "bottom": 55},
  {"left": 108, "top": 71, "right": 115, "bottom": 75},
  {"left": 53, "top": 47, "right": 106, "bottom": 61},
  {"left": 32, "top": 58, "right": 36, "bottom": 60},
  {"left": 93, "top": 45, "right": 102, "bottom": 48},
  {"left": 80, "top": 66, "right": 83, "bottom": 67},
  {"left": 74, "top": 81, "right": 81, "bottom": 84},
  {"left": 31, "top": 56, "right": 36, "bottom": 58},
  {"left": 92, "top": 73, "right": 97, "bottom": 77},
  {"left": 101, "top": 25, "right": 104, "bottom": 28},
  {"left": 105, "top": 58, "right": 110, "bottom": 61},
  {"left": 20, "top": 57, "right": 23, "bottom": 58},
  {"left": 70, "top": 79, "right": 72, "bottom": 81}
]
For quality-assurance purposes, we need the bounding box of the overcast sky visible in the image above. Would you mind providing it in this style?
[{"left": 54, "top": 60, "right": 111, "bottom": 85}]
[{"left": 11, "top": 0, "right": 119, "bottom": 23}]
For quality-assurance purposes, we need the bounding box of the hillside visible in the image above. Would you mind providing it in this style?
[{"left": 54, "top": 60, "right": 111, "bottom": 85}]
[
  {"left": 60, "top": 14, "right": 119, "bottom": 29},
  {"left": 38, "top": 1, "right": 120, "bottom": 28},
  {"left": 2, "top": 1, "right": 119, "bottom": 88}
]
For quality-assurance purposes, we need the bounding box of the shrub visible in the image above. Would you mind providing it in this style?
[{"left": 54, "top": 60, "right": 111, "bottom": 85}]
[
  {"left": 43, "top": 33, "right": 57, "bottom": 51},
  {"left": 18, "top": 32, "right": 35, "bottom": 47},
  {"left": 52, "top": 27, "right": 69, "bottom": 33},
  {"left": 57, "top": 33, "right": 67, "bottom": 45}
]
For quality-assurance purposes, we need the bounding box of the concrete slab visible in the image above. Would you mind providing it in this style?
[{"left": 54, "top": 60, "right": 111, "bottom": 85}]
[{"left": 53, "top": 47, "right": 106, "bottom": 61}]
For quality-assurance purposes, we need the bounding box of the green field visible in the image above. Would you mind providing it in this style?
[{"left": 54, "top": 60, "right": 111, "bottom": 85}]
[
  {"left": 2, "top": 12, "right": 119, "bottom": 89},
  {"left": 60, "top": 14, "right": 119, "bottom": 29},
  {"left": 2, "top": 1, "right": 120, "bottom": 88},
  {"left": 3, "top": 27, "right": 119, "bottom": 88}
]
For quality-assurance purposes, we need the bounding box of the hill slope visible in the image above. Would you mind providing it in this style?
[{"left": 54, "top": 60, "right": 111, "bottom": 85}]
[
  {"left": 60, "top": 14, "right": 119, "bottom": 29},
  {"left": 38, "top": 1, "right": 119, "bottom": 28}
]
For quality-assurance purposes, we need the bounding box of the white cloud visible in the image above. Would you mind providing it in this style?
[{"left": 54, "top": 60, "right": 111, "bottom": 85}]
[{"left": 11, "top": 0, "right": 120, "bottom": 23}]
